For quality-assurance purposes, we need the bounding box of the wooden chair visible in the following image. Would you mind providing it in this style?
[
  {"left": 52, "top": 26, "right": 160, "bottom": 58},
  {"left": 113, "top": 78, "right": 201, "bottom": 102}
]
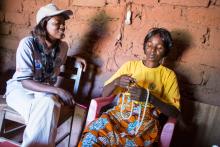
[
  {"left": 85, "top": 95, "right": 177, "bottom": 147},
  {"left": 0, "top": 57, "right": 86, "bottom": 147},
  {"left": 0, "top": 137, "right": 20, "bottom": 147}
]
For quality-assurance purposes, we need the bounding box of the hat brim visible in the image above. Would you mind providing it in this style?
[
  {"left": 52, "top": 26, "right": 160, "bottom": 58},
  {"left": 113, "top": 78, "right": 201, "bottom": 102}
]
[{"left": 46, "top": 9, "right": 73, "bottom": 20}]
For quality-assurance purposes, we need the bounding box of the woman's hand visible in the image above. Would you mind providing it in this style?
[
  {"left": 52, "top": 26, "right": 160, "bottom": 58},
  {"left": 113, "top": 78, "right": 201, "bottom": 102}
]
[
  {"left": 56, "top": 88, "right": 75, "bottom": 106},
  {"left": 102, "top": 74, "right": 136, "bottom": 97},
  {"left": 74, "top": 56, "right": 87, "bottom": 72},
  {"left": 114, "top": 75, "right": 136, "bottom": 89},
  {"left": 128, "top": 85, "right": 149, "bottom": 102}
]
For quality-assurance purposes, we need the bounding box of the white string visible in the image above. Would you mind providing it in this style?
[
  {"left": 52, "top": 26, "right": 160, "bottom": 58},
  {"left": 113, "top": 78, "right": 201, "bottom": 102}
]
[
  {"left": 120, "top": 94, "right": 134, "bottom": 120},
  {"left": 120, "top": 89, "right": 150, "bottom": 135},
  {"left": 135, "top": 88, "right": 150, "bottom": 135}
]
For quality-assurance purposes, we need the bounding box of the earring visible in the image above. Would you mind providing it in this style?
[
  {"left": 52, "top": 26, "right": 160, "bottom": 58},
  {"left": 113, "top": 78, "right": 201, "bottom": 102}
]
[{"left": 160, "top": 57, "right": 165, "bottom": 65}]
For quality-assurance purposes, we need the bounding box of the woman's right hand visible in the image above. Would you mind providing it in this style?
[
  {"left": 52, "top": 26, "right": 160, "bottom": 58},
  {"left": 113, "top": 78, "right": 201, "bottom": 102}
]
[
  {"left": 56, "top": 88, "right": 75, "bottom": 106},
  {"left": 114, "top": 75, "right": 136, "bottom": 89}
]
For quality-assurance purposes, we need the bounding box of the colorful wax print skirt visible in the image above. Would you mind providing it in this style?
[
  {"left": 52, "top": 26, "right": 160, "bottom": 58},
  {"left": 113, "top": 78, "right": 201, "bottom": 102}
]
[{"left": 79, "top": 94, "right": 160, "bottom": 147}]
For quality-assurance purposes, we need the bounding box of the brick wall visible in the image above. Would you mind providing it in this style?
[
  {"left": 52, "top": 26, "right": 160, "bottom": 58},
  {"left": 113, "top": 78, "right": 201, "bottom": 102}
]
[
  {"left": 1, "top": 0, "right": 220, "bottom": 146},
  {"left": 0, "top": 0, "right": 220, "bottom": 105}
]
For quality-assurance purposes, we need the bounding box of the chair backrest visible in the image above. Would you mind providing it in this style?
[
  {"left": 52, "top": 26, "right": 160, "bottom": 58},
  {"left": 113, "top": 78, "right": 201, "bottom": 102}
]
[
  {"left": 70, "top": 61, "right": 83, "bottom": 95},
  {"left": 59, "top": 57, "right": 84, "bottom": 96}
]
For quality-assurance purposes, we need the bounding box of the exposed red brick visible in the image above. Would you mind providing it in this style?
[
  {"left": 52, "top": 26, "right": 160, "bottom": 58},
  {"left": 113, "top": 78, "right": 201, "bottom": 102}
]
[
  {"left": 180, "top": 47, "right": 203, "bottom": 65},
  {"left": 144, "top": 5, "right": 183, "bottom": 24},
  {"left": 187, "top": 26, "right": 209, "bottom": 47},
  {"left": 0, "top": 36, "right": 19, "bottom": 50},
  {"left": 199, "top": 49, "right": 220, "bottom": 69},
  {"left": 0, "top": 12, "right": 4, "bottom": 22},
  {"left": 1, "top": 0, "right": 22, "bottom": 12},
  {"left": 209, "top": 28, "right": 220, "bottom": 50},
  {"left": 134, "top": 0, "right": 158, "bottom": 6},
  {"left": 0, "top": 23, "right": 11, "bottom": 35},
  {"left": 52, "top": 0, "right": 70, "bottom": 8},
  {"left": 65, "top": 21, "right": 91, "bottom": 56},
  {"left": 181, "top": 46, "right": 220, "bottom": 69},
  {"left": 23, "top": 0, "right": 38, "bottom": 13},
  {"left": 72, "top": 0, "right": 106, "bottom": 7},
  {"left": 156, "top": 23, "right": 212, "bottom": 50},
  {"left": 5, "top": 12, "right": 29, "bottom": 26},
  {"left": 35, "top": 0, "right": 53, "bottom": 10},
  {"left": 216, "top": 0, "right": 220, "bottom": 5},
  {"left": 104, "top": 5, "right": 125, "bottom": 20},
  {"left": 184, "top": 7, "right": 220, "bottom": 27},
  {"left": 73, "top": 7, "right": 100, "bottom": 22},
  {"left": 106, "top": 0, "right": 119, "bottom": 5},
  {"left": 29, "top": 13, "right": 37, "bottom": 27},
  {"left": 160, "top": 0, "right": 209, "bottom": 7},
  {"left": 11, "top": 25, "right": 32, "bottom": 38},
  {"left": 105, "top": 57, "right": 121, "bottom": 72}
]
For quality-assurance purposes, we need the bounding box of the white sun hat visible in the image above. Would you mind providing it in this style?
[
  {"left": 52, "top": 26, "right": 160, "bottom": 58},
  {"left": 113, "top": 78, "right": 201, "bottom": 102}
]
[{"left": 36, "top": 3, "right": 73, "bottom": 24}]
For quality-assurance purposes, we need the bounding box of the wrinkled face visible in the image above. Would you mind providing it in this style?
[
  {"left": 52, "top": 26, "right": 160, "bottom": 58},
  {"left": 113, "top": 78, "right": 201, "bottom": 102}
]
[
  {"left": 144, "top": 34, "right": 166, "bottom": 63},
  {"left": 46, "top": 15, "right": 66, "bottom": 40}
]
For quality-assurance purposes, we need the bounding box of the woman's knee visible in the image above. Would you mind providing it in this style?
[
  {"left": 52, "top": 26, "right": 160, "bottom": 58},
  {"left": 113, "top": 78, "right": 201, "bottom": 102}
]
[{"left": 38, "top": 94, "right": 61, "bottom": 108}]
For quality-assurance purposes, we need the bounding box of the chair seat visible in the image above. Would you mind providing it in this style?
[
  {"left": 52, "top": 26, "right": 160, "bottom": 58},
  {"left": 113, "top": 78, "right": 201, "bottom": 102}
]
[
  {"left": 0, "top": 98, "right": 25, "bottom": 124},
  {"left": 58, "top": 105, "right": 75, "bottom": 126},
  {"left": 0, "top": 97, "right": 75, "bottom": 126}
]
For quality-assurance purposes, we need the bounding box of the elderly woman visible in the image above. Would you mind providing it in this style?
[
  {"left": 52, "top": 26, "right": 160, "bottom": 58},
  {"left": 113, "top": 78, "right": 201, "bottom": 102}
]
[
  {"left": 79, "top": 28, "right": 180, "bottom": 147},
  {"left": 5, "top": 3, "right": 75, "bottom": 147}
]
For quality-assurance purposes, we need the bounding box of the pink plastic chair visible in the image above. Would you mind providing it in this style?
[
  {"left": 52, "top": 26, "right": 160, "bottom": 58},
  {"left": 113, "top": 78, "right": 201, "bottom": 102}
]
[{"left": 85, "top": 95, "right": 176, "bottom": 147}]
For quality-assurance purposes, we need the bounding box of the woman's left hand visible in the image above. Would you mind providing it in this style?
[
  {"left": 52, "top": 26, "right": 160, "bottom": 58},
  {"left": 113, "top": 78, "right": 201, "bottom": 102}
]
[{"left": 128, "top": 85, "right": 148, "bottom": 101}]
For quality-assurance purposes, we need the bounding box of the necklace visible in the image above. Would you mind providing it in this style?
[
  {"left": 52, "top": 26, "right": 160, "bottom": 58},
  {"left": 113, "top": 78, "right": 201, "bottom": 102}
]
[{"left": 120, "top": 88, "right": 150, "bottom": 135}]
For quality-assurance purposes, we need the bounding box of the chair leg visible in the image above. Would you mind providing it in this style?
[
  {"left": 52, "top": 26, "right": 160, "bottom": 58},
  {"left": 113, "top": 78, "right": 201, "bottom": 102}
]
[
  {"left": 0, "top": 109, "right": 6, "bottom": 136},
  {"left": 68, "top": 115, "right": 74, "bottom": 147}
]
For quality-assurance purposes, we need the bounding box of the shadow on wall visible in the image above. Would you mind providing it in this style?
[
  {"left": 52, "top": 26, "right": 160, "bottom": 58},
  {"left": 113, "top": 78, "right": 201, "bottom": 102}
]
[
  {"left": 70, "top": 11, "right": 109, "bottom": 104},
  {"left": 165, "top": 29, "right": 192, "bottom": 69},
  {"left": 165, "top": 30, "right": 220, "bottom": 147},
  {"left": 165, "top": 30, "right": 195, "bottom": 100},
  {"left": 163, "top": 30, "right": 192, "bottom": 98},
  {"left": 0, "top": 1, "right": 5, "bottom": 11},
  {"left": 0, "top": 46, "right": 15, "bottom": 94}
]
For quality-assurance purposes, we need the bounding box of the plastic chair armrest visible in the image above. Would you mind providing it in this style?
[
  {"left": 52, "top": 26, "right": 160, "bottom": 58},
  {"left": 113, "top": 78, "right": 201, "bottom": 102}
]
[
  {"left": 159, "top": 117, "right": 177, "bottom": 147},
  {"left": 75, "top": 103, "right": 88, "bottom": 110},
  {"left": 85, "top": 95, "right": 115, "bottom": 126}
]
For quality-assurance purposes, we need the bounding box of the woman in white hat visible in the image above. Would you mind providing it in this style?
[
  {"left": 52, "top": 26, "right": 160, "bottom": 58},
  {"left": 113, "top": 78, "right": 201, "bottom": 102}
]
[{"left": 5, "top": 3, "right": 75, "bottom": 147}]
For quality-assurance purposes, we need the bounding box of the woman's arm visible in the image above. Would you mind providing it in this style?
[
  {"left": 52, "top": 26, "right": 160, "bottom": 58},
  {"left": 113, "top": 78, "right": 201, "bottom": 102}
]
[
  {"left": 129, "top": 86, "right": 180, "bottom": 118},
  {"left": 150, "top": 95, "right": 180, "bottom": 118},
  {"left": 102, "top": 81, "right": 117, "bottom": 97},
  {"left": 102, "top": 75, "right": 136, "bottom": 97},
  {"left": 21, "top": 80, "right": 74, "bottom": 106}
]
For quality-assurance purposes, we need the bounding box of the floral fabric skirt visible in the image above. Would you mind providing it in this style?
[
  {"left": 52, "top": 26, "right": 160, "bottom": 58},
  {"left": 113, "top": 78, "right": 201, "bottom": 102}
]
[{"left": 79, "top": 95, "right": 160, "bottom": 147}]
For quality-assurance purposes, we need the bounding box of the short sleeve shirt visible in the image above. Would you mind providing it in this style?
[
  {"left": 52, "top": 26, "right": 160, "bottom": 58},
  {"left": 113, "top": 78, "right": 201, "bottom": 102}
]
[
  {"left": 104, "top": 60, "right": 180, "bottom": 109},
  {"left": 6, "top": 36, "right": 68, "bottom": 94}
]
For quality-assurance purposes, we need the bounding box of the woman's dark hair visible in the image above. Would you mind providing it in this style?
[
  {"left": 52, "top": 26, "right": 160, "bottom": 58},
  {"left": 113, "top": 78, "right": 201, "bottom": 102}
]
[
  {"left": 143, "top": 28, "right": 173, "bottom": 56},
  {"left": 31, "top": 16, "right": 52, "bottom": 43}
]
